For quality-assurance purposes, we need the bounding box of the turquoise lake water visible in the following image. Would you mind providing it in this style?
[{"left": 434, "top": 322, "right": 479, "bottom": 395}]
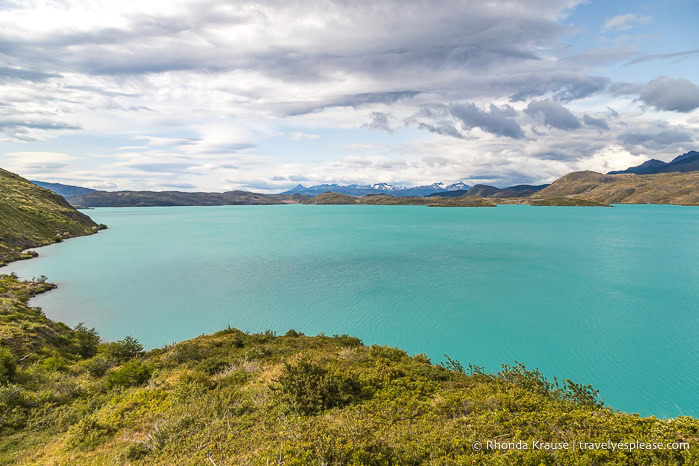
[{"left": 5, "top": 204, "right": 698, "bottom": 418}]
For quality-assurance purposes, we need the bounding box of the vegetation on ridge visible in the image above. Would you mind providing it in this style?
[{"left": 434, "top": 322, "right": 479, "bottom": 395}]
[
  {"left": 0, "top": 168, "right": 103, "bottom": 266},
  {"left": 0, "top": 274, "right": 697, "bottom": 464}
]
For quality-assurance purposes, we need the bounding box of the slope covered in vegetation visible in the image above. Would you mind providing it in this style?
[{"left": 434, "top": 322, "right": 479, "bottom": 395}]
[
  {"left": 0, "top": 274, "right": 697, "bottom": 465},
  {"left": 0, "top": 168, "right": 102, "bottom": 265}
]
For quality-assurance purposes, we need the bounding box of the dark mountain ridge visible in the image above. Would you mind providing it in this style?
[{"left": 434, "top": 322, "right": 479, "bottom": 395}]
[
  {"left": 31, "top": 181, "right": 98, "bottom": 197},
  {"left": 608, "top": 150, "right": 699, "bottom": 175},
  {"left": 428, "top": 183, "right": 549, "bottom": 198},
  {"left": 65, "top": 190, "right": 307, "bottom": 208}
]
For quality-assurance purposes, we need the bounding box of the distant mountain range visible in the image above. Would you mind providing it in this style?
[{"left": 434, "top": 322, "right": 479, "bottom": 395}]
[
  {"left": 608, "top": 150, "right": 699, "bottom": 175},
  {"left": 27, "top": 149, "right": 698, "bottom": 207},
  {"left": 282, "top": 181, "right": 470, "bottom": 197},
  {"left": 427, "top": 184, "right": 549, "bottom": 198},
  {"left": 31, "top": 181, "right": 98, "bottom": 197},
  {"left": 63, "top": 191, "right": 305, "bottom": 208}
]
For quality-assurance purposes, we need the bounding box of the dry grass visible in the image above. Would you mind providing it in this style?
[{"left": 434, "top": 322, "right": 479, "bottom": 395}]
[{"left": 531, "top": 170, "right": 699, "bottom": 205}]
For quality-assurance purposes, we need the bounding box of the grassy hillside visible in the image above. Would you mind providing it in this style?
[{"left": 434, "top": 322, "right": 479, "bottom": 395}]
[
  {"left": 0, "top": 275, "right": 696, "bottom": 464},
  {"left": 532, "top": 171, "right": 699, "bottom": 205},
  {"left": 0, "top": 168, "right": 102, "bottom": 265}
]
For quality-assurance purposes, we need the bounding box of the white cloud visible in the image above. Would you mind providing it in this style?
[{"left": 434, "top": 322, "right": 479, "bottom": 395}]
[
  {"left": 290, "top": 132, "right": 320, "bottom": 140},
  {"left": 603, "top": 14, "right": 651, "bottom": 32},
  {"left": 0, "top": 1, "right": 695, "bottom": 191}
]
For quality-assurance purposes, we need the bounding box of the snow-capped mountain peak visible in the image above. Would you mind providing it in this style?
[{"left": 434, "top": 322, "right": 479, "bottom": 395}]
[
  {"left": 446, "top": 181, "right": 470, "bottom": 191},
  {"left": 282, "top": 180, "right": 471, "bottom": 197},
  {"left": 371, "top": 183, "right": 404, "bottom": 191}
]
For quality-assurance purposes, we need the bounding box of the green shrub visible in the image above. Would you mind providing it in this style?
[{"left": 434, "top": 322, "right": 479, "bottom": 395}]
[
  {"left": 412, "top": 353, "right": 431, "bottom": 364},
  {"left": 333, "top": 334, "right": 362, "bottom": 347},
  {"left": 370, "top": 345, "right": 407, "bottom": 362},
  {"left": 0, "top": 347, "right": 17, "bottom": 384},
  {"left": 231, "top": 334, "right": 245, "bottom": 348},
  {"left": 0, "top": 383, "right": 25, "bottom": 409},
  {"left": 0, "top": 384, "right": 28, "bottom": 430},
  {"left": 495, "top": 361, "right": 603, "bottom": 407},
  {"left": 275, "top": 360, "right": 363, "bottom": 415},
  {"left": 196, "top": 357, "right": 229, "bottom": 375},
  {"left": 171, "top": 342, "right": 202, "bottom": 363},
  {"left": 106, "top": 361, "right": 151, "bottom": 389},
  {"left": 64, "top": 417, "right": 114, "bottom": 451},
  {"left": 102, "top": 336, "right": 143, "bottom": 362},
  {"left": 73, "top": 323, "right": 100, "bottom": 358},
  {"left": 40, "top": 353, "right": 69, "bottom": 372},
  {"left": 497, "top": 361, "right": 556, "bottom": 396},
  {"left": 284, "top": 328, "right": 304, "bottom": 337},
  {"left": 440, "top": 354, "right": 465, "bottom": 374},
  {"left": 84, "top": 357, "right": 111, "bottom": 377},
  {"left": 561, "top": 378, "right": 603, "bottom": 407},
  {"left": 123, "top": 442, "right": 150, "bottom": 460}
]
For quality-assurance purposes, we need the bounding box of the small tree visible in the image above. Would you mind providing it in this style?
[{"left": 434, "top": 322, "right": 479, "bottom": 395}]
[
  {"left": 74, "top": 323, "right": 100, "bottom": 358},
  {"left": 103, "top": 336, "right": 143, "bottom": 362}
]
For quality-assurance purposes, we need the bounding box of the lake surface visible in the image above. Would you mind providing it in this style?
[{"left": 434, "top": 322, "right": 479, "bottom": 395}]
[{"left": 6, "top": 204, "right": 698, "bottom": 418}]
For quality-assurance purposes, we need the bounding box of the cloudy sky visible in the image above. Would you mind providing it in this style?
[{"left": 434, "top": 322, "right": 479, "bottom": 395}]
[{"left": 1, "top": 0, "right": 698, "bottom": 192}]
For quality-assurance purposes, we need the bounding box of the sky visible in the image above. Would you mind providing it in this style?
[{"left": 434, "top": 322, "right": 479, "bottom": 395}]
[{"left": 0, "top": 0, "right": 698, "bottom": 192}]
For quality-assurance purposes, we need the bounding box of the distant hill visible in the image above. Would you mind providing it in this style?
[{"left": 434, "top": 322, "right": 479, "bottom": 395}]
[
  {"left": 428, "top": 184, "right": 549, "bottom": 198},
  {"left": 302, "top": 192, "right": 495, "bottom": 207},
  {"left": 0, "top": 169, "right": 101, "bottom": 265},
  {"left": 66, "top": 190, "right": 307, "bottom": 207},
  {"left": 282, "top": 182, "right": 470, "bottom": 197},
  {"left": 31, "top": 181, "right": 98, "bottom": 197},
  {"left": 529, "top": 197, "right": 612, "bottom": 207},
  {"left": 608, "top": 150, "right": 699, "bottom": 175},
  {"left": 532, "top": 170, "right": 699, "bottom": 205}
]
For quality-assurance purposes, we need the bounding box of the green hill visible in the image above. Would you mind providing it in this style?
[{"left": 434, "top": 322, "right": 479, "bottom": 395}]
[{"left": 0, "top": 168, "right": 103, "bottom": 265}]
